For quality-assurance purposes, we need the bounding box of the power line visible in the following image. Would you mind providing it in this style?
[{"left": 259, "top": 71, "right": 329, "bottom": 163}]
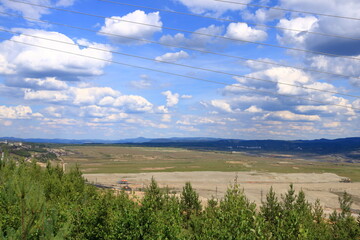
[
  {"left": 96, "top": 0, "right": 360, "bottom": 42},
  {"left": 1, "top": 36, "right": 358, "bottom": 112},
  {"left": 7, "top": 0, "right": 360, "bottom": 62},
  {"left": 214, "top": 0, "right": 360, "bottom": 21},
  {"left": 2, "top": 11, "right": 360, "bottom": 81},
  {"left": 2, "top": 28, "right": 359, "bottom": 99}
]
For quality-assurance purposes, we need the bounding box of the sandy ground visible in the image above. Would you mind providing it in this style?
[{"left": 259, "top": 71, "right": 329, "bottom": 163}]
[{"left": 84, "top": 171, "right": 360, "bottom": 215}]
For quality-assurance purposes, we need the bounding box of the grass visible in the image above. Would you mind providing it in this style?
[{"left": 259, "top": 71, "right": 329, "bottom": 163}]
[{"left": 61, "top": 145, "right": 360, "bottom": 181}]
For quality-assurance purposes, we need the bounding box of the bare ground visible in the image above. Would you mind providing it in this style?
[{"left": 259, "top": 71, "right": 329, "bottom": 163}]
[{"left": 84, "top": 171, "right": 360, "bottom": 215}]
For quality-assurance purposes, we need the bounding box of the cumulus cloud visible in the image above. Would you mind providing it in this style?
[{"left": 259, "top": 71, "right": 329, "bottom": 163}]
[
  {"left": 0, "top": 55, "right": 15, "bottom": 74},
  {"left": 277, "top": 16, "right": 319, "bottom": 46},
  {"left": 0, "top": 29, "right": 112, "bottom": 80},
  {"left": 24, "top": 90, "right": 70, "bottom": 103},
  {"left": 160, "top": 25, "right": 224, "bottom": 49},
  {"left": 307, "top": 55, "right": 360, "bottom": 86},
  {"left": 22, "top": 85, "right": 154, "bottom": 113},
  {"left": 112, "top": 95, "right": 153, "bottom": 112},
  {"left": 176, "top": 0, "right": 250, "bottom": 15},
  {"left": 71, "top": 87, "right": 119, "bottom": 105},
  {"left": 245, "top": 105, "right": 263, "bottom": 113},
  {"left": 176, "top": 115, "right": 226, "bottom": 126},
  {"left": 99, "top": 10, "right": 162, "bottom": 44},
  {"left": 0, "top": 105, "right": 42, "bottom": 119},
  {"left": 210, "top": 99, "right": 233, "bottom": 113},
  {"left": 162, "top": 90, "right": 180, "bottom": 107},
  {"left": 242, "top": 8, "right": 284, "bottom": 23},
  {"left": 225, "top": 23, "right": 268, "bottom": 42},
  {"left": 264, "top": 111, "right": 321, "bottom": 122},
  {"left": 9, "top": 77, "right": 69, "bottom": 90},
  {"left": 0, "top": 0, "right": 76, "bottom": 20},
  {"left": 155, "top": 50, "right": 189, "bottom": 62},
  {"left": 276, "top": 0, "right": 360, "bottom": 56}
]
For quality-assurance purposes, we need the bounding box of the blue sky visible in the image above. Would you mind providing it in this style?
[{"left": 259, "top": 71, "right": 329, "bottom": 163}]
[{"left": 0, "top": 0, "right": 359, "bottom": 140}]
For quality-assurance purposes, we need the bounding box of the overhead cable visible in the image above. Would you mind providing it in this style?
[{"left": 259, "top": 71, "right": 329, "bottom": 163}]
[
  {"left": 1, "top": 36, "right": 358, "bottom": 111},
  {"left": 7, "top": 0, "right": 360, "bottom": 61},
  {"left": 2, "top": 11, "right": 360, "bottom": 81},
  {"left": 3, "top": 11, "right": 360, "bottom": 81},
  {"left": 96, "top": 0, "right": 360, "bottom": 42},
  {"left": 1, "top": 28, "right": 359, "bottom": 99},
  {"left": 214, "top": 0, "right": 360, "bottom": 21}
]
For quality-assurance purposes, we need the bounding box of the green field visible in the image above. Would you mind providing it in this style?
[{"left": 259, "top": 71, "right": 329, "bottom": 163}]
[{"left": 61, "top": 145, "right": 360, "bottom": 181}]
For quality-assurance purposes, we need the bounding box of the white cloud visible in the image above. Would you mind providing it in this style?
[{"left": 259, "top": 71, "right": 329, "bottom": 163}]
[
  {"left": 176, "top": 0, "right": 250, "bottom": 15},
  {"left": 162, "top": 90, "right": 179, "bottom": 107},
  {"left": 242, "top": 8, "right": 284, "bottom": 23},
  {"left": 0, "top": 29, "right": 112, "bottom": 80},
  {"left": 156, "top": 105, "right": 169, "bottom": 113},
  {"left": 181, "top": 94, "right": 193, "bottom": 99},
  {"left": 308, "top": 55, "right": 360, "bottom": 86},
  {"left": 113, "top": 95, "right": 153, "bottom": 112},
  {"left": 155, "top": 50, "right": 189, "bottom": 62},
  {"left": 225, "top": 23, "right": 268, "bottom": 42},
  {"left": 0, "top": 105, "right": 41, "bottom": 119},
  {"left": 161, "top": 114, "right": 171, "bottom": 122},
  {"left": 1, "top": 0, "right": 50, "bottom": 20},
  {"left": 210, "top": 99, "right": 233, "bottom": 113},
  {"left": 42, "top": 118, "right": 77, "bottom": 125},
  {"left": 176, "top": 115, "right": 226, "bottom": 126},
  {"left": 1, "top": 0, "right": 76, "bottom": 20},
  {"left": 276, "top": 1, "right": 360, "bottom": 57},
  {"left": 264, "top": 111, "right": 321, "bottom": 121},
  {"left": 19, "top": 77, "right": 69, "bottom": 90},
  {"left": 44, "top": 106, "right": 64, "bottom": 118},
  {"left": 99, "top": 10, "right": 162, "bottom": 44},
  {"left": 323, "top": 122, "right": 341, "bottom": 128},
  {"left": 92, "top": 112, "right": 128, "bottom": 123},
  {"left": 24, "top": 90, "right": 70, "bottom": 103},
  {"left": 276, "top": 16, "right": 319, "bottom": 46},
  {"left": 160, "top": 25, "right": 224, "bottom": 49},
  {"left": 72, "top": 87, "right": 119, "bottom": 105},
  {"left": 0, "top": 55, "right": 15, "bottom": 74},
  {"left": 245, "top": 106, "right": 263, "bottom": 113}
]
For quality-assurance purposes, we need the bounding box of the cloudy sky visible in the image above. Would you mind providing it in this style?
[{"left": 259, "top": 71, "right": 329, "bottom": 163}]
[{"left": 0, "top": 0, "right": 359, "bottom": 140}]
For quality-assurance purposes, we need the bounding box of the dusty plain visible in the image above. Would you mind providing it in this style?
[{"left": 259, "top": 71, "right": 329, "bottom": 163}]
[{"left": 62, "top": 145, "right": 360, "bottom": 215}]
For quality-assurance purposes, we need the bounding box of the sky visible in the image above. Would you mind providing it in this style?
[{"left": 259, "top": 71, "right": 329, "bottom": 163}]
[{"left": 0, "top": 0, "right": 359, "bottom": 140}]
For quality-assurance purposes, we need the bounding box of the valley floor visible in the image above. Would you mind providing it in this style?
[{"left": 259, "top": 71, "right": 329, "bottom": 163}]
[{"left": 84, "top": 171, "right": 360, "bottom": 215}]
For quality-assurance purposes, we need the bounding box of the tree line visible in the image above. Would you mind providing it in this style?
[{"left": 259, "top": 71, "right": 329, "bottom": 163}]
[{"left": 0, "top": 159, "right": 359, "bottom": 239}]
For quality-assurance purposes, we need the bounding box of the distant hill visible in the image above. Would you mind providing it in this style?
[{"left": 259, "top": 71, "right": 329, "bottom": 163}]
[
  {"left": 1, "top": 137, "right": 359, "bottom": 159},
  {"left": 133, "top": 137, "right": 360, "bottom": 159}
]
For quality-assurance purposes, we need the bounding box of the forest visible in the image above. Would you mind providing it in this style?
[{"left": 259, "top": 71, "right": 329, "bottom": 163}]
[{"left": 0, "top": 159, "right": 359, "bottom": 239}]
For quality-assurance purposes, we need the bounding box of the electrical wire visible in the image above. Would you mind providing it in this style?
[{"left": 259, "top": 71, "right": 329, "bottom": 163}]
[
  {"left": 1, "top": 35, "right": 358, "bottom": 111},
  {"left": 214, "top": 0, "right": 360, "bottom": 21},
  {"left": 96, "top": 0, "right": 360, "bottom": 42},
  {"left": 2, "top": 28, "right": 359, "bottom": 99},
  {"left": 2, "top": 11, "right": 359, "bottom": 81},
  {"left": 7, "top": 0, "right": 360, "bottom": 61}
]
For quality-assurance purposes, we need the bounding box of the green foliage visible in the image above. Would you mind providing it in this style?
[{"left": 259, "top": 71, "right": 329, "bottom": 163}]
[
  {"left": 10, "top": 149, "right": 31, "bottom": 158},
  {"left": 0, "top": 161, "right": 359, "bottom": 239},
  {"left": 329, "top": 192, "right": 360, "bottom": 240},
  {"left": 35, "top": 152, "right": 57, "bottom": 163},
  {"left": 181, "top": 182, "right": 202, "bottom": 219}
]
